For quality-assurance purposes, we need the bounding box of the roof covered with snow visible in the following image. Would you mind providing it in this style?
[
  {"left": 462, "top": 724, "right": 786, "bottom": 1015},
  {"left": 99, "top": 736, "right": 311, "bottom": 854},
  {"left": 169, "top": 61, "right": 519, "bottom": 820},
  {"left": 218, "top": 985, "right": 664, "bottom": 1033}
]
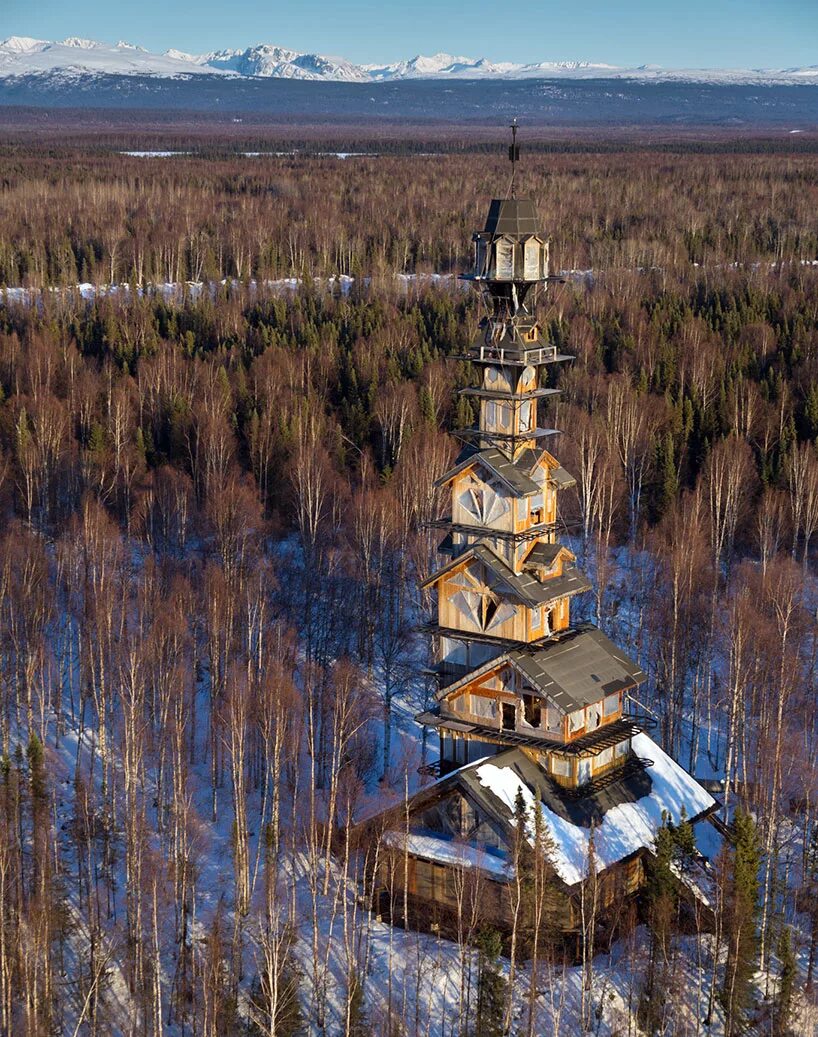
[
  {"left": 469, "top": 733, "right": 715, "bottom": 886},
  {"left": 376, "top": 733, "right": 715, "bottom": 888},
  {"left": 383, "top": 830, "right": 511, "bottom": 879}
]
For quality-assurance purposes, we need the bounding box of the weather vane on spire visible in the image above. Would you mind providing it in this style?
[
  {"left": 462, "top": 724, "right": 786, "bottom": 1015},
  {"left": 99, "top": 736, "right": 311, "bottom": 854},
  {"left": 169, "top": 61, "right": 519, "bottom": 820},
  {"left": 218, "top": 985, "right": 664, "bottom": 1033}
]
[{"left": 508, "top": 117, "right": 520, "bottom": 198}]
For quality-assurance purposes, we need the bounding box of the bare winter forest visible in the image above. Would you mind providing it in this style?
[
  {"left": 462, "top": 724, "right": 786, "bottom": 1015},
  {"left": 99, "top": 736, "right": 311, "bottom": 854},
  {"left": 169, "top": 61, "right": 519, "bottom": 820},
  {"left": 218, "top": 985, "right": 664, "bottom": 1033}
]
[{"left": 1, "top": 131, "right": 818, "bottom": 1035}]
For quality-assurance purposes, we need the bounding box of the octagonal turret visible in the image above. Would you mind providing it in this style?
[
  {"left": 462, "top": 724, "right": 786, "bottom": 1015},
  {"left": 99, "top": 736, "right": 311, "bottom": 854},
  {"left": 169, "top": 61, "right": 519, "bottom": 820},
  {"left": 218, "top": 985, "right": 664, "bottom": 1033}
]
[{"left": 472, "top": 199, "right": 549, "bottom": 284}]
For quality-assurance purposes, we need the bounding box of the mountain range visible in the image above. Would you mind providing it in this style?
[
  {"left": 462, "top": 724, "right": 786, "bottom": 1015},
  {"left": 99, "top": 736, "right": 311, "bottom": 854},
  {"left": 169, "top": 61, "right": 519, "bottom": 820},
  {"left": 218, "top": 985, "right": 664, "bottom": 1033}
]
[{"left": 1, "top": 35, "right": 817, "bottom": 86}]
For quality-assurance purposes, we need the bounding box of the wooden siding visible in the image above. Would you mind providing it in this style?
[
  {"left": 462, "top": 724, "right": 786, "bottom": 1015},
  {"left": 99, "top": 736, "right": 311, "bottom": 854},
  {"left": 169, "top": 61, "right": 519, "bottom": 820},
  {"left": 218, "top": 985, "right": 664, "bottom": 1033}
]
[{"left": 377, "top": 845, "right": 645, "bottom": 944}]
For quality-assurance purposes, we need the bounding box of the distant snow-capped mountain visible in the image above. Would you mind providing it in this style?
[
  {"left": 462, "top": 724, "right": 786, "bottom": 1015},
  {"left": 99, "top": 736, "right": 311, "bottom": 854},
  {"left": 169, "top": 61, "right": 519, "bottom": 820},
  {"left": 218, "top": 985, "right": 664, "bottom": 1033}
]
[
  {"left": 0, "top": 36, "right": 227, "bottom": 79},
  {"left": 0, "top": 35, "right": 816, "bottom": 86},
  {"left": 193, "top": 44, "right": 369, "bottom": 81}
]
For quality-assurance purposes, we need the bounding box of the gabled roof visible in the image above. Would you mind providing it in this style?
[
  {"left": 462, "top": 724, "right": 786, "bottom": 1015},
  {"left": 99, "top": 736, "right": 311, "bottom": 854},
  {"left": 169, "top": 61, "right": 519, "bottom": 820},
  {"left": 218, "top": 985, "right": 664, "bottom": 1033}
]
[
  {"left": 550, "top": 465, "right": 576, "bottom": 490},
  {"left": 423, "top": 542, "right": 591, "bottom": 608},
  {"left": 508, "top": 626, "right": 645, "bottom": 711},
  {"left": 465, "top": 733, "right": 715, "bottom": 886},
  {"left": 436, "top": 444, "right": 576, "bottom": 498},
  {"left": 435, "top": 446, "right": 541, "bottom": 497},
  {"left": 517, "top": 446, "right": 576, "bottom": 490},
  {"left": 436, "top": 623, "right": 644, "bottom": 714},
  {"left": 373, "top": 733, "right": 715, "bottom": 889},
  {"left": 525, "top": 541, "right": 570, "bottom": 569}
]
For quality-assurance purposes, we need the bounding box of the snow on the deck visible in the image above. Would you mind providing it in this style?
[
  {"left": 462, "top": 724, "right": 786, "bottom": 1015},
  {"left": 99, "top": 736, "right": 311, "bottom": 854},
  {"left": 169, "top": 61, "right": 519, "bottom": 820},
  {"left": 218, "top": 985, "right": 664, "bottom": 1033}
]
[
  {"left": 384, "top": 830, "right": 510, "bottom": 879},
  {"left": 475, "top": 733, "right": 715, "bottom": 887}
]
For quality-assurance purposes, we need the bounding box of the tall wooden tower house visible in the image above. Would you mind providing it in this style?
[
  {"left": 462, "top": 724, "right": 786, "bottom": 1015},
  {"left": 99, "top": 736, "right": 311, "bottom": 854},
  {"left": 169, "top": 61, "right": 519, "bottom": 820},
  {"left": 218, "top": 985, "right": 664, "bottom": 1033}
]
[
  {"left": 367, "top": 127, "right": 717, "bottom": 940},
  {"left": 419, "top": 126, "right": 648, "bottom": 785}
]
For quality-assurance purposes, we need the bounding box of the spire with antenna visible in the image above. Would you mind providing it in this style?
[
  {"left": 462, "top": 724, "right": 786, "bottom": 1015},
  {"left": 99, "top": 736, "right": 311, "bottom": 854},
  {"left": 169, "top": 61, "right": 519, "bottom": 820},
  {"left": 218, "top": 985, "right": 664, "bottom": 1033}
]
[{"left": 508, "top": 117, "right": 520, "bottom": 198}]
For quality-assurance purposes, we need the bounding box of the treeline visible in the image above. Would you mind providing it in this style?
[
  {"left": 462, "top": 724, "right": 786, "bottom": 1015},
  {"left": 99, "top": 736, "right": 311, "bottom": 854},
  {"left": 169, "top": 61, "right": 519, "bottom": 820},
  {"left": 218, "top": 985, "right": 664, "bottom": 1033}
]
[{"left": 1, "top": 149, "right": 817, "bottom": 287}]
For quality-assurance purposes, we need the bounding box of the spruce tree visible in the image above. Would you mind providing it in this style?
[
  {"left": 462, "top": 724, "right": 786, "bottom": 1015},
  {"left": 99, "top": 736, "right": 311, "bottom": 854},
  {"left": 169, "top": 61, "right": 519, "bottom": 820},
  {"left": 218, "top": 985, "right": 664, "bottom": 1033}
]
[
  {"left": 773, "top": 925, "right": 796, "bottom": 1037},
  {"left": 805, "top": 823, "right": 818, "bottom": 988},
  {"left": 473, "top": 928, "right": 506, "bottom": 1037},
  {"left": 721, "top": 809, "right": 761, "bottom": 1036},
  {"left": 802, "top": 382, "right": 818, "bottom": 442},
  {"left": 674, "top": 806, "right": 697, "bottom": 868},
  {"left": 512, "top": 788, "right": 537, "bottom": 954},
  {"left": 639, "top": 814, "right": 677, "bottom": 1033},
  {"left": 651, "top": 431, "right": 678, "bottom": 522}
]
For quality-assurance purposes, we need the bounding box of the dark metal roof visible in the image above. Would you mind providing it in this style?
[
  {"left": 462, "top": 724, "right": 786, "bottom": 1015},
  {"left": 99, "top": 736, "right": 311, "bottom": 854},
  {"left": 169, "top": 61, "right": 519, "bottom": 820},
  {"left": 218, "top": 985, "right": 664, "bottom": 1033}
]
[
  {"left": 437, "top": 443, "right": 573, "bottom": 498},
  {"left": 508, "top": 626, "right": 646, "bottom": 712},
  {"left": 431, "top": 623, "right": 643, "bottom": 715},
  {"left": 525, "top": 542, "right": 564, "bottom": 568},
  {"left": 504, "top": 447, "right": 575, "bottom": 491},
  {"left": 435, "top": 446, "right": 541, "bottom": 497},
  {"left": 482, "top": 198, "right": 542, "bottom": 237},
  {"left": 480, "top": 447, "right": 542, "bottom": 494},
  {"left": 550, "top": 465, "right": 577, "bottom": 490},
  {"left": 530, "top": 567, "right": 591, "bottom": 602},
  {"left": 514, "top": 446, "right": 546, "bottom": 474},
  {"left": 423, "top": 542, "right": 590, "bottom": 608}
]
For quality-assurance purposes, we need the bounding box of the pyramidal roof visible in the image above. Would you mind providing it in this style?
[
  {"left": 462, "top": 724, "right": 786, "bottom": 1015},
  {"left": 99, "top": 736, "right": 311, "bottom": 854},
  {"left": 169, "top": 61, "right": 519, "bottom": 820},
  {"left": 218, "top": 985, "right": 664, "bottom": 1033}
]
[{"left": 482, "top": 198, "right": 542, "bottom": 237}]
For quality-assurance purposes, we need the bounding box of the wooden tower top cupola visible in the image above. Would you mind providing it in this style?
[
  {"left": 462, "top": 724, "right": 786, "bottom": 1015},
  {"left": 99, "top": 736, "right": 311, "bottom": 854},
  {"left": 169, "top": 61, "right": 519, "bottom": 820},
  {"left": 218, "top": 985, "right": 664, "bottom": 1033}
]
[{"left": 454, "top": 122, "right": 570, "bottom": 459}]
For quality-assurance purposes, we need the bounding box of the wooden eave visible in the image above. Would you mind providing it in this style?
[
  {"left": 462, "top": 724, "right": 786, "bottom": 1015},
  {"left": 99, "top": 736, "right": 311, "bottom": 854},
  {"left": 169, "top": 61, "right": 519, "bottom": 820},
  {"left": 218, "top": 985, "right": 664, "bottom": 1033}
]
[
  {"left": 434, "top": 447, "right": 542, "bottom": 497},
  {"left": 432, "top": 624, "right": 645, "bottom": 714},
  {"left": 423, "top": 542, "right": 590, "bottom": 608}
]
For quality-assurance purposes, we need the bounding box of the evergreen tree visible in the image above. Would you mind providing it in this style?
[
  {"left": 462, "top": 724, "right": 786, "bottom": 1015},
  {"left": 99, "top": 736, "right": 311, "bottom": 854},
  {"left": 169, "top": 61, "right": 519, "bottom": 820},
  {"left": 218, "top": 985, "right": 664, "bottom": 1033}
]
[
  {"left": 249, "top": 960, "right": 304, "bottom": 1037},
  {"left": 773, "top": 925, "right": 796, "bottom": 1037},
  {"left": 473, "top": 928, "right": 506, "bottom": 1037},
  {"left": 805, "top": 823, "right": 818, "bottom": 989},
  {"left": 639, "top": 814, "right": 677, "bottom": 1032},
  {"left": 640, "top": 810, "right": 701, "bottom": 1031},
  {"left": 455, "top": 395, "right": 475, "bottom": 430},
  {"left": 802, "top": 382, "right": 818, "bottom": 442},
  {"left": 674, "top": 806, "right": 697, "bottom": 868},
  {"left": 721, "top": 809, "right": 761, "bottom": 1037},
  {"left": 651, "top": 431, "right": 678, "bottom": 522},
  {"left": 512, "top": 788, "right": 537, "bottom": 954}
]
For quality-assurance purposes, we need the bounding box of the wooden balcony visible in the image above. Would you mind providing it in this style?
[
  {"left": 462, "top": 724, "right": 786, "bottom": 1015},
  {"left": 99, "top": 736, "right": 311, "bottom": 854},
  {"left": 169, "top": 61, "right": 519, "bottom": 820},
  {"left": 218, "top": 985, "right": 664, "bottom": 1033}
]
[
  {"left": 555, "top": 754, "right": 654, "bottom": 801},
  {"left": 421, "top": 710, "right": 654, "bottom": 759},
  {"left": 452, "top": 344, "right": 574, "bottom": 367}
]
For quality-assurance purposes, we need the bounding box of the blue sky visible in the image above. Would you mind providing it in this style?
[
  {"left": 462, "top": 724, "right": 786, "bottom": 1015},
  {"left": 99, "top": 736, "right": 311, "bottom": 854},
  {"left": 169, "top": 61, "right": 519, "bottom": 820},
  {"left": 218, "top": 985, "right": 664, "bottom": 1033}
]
[{"left": 2, "top": 0, "right": 816, "bottom": 67}]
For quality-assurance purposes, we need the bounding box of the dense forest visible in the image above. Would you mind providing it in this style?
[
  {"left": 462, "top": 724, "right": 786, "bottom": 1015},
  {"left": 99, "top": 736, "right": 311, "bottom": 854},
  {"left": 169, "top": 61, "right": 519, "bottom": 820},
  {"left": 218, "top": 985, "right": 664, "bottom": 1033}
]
[{"left": 0, "top": 141, "right": 817, "bottom": 1035}]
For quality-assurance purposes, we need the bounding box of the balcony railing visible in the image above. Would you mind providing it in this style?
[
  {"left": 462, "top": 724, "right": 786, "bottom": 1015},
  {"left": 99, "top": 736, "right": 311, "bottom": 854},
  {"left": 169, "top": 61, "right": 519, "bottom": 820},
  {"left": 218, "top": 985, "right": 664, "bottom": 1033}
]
[
  {"left": 453, "top": 344, "right": 574, "bottom": 367},
  {"left": 556, "top": 754, "right": 654, "bottom": 801}
]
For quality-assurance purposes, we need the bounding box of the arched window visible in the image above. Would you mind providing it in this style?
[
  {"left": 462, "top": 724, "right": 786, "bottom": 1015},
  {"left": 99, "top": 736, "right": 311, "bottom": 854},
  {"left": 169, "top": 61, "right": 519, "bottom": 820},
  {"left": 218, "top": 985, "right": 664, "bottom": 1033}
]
[
  {"left": 495, "top": 238, "right": 514, "bottom": 279},
  {"left": 519, "top": 399, "right": 533, "bottom": 433},
  {"left": 524, "top": 238, "right": 541, "bottom": 279}
]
